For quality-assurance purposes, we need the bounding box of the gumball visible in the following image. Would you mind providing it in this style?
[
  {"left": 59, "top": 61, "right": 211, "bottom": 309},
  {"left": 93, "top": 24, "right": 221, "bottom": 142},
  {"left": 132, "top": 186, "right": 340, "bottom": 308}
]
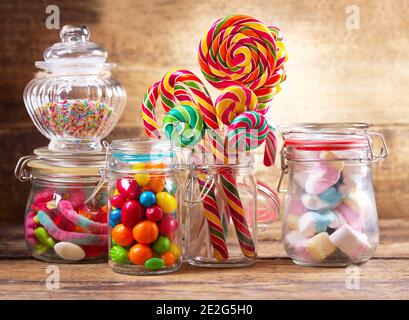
[
  {"left": 121, "top": 200, "right": 143, "bottom": 228},
  {"left": 110, "top": 245, "right": 129, "bottom": 264},
  {"left": 110, "top": 194, "right": 125, "bottom": 208},
  {"left": 158, "top": 215, "right": 178, "bottom": 238},
  {"left": 170, "top": 243, "right": 182, "bottom": 260},
  {"left": 140, "top": 191, "right": 156, "bottom": 207},
  {"left": 111, "top": 224, "right": 134, "bottom": 247},
  {"left": 156, "top": 192, "right": 177, "bottom": 214},
  {"left": 152, "top": 236, "right": 171, "bottom": 254},
  {"left": 145, "top": 205, "right": 163, "bottom": 222},
  {"left": 128, "top": 243, "right": 153, "bottom": 265},
  {"left": 134, "top": 173, "right": 150, "bottom": 187},
  {"left": 146, "top": 162, "right": 166, "bottom": 169},
  {"left": 116, "top": 177, "right": 141, "bottom": 199},
  {"left": 132, "top": 220, "right": 159, "bottom": 244},
  {"left": 147, "top": 176, "right": 165, "bottom": 193},
  {"left": 161, "top": 251, "right": 176, "bottom": 266},
  {"left": 131, "top": 162, "right": 145, "bottom": 170},
  {"left": 144, "top": 257, "right": 165, "bottom": 270},
  {"left": 109, "top": 208, "right": 122, "bottom": 228}
]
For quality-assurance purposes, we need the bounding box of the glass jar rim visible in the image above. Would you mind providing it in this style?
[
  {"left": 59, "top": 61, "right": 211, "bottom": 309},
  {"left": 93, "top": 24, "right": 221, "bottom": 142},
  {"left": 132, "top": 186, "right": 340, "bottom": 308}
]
[{"left": 281, "top": 122, "right": 371, "bottom": 152}]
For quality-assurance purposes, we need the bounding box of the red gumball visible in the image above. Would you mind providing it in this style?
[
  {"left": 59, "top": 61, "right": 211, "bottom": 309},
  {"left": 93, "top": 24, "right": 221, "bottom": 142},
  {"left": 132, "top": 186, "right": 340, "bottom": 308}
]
[
  {"left": 110, "top": 194, "right": 125, "bottom": 208},
  {"left": 158, "top": 215, "right": 178, "bottom": 238},
  {"left": 121, "top": 200, "right": 143, "bottom": 227},
  {"left": 116, "top": 177, "right": 141, "bottom": 200},
  {"left": 145, "top": 205, "right": 163, "bottom": 222}
]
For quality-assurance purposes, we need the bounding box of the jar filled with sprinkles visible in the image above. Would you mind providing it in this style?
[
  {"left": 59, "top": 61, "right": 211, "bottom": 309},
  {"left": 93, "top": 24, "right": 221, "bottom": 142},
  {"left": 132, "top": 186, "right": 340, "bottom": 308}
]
[{"left": 23, "top": 25, "right": 126, "bottom": 152}]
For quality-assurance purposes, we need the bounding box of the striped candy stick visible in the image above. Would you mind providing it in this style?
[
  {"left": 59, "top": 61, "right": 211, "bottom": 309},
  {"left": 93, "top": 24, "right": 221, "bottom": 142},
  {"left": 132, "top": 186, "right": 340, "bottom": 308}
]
[
  {"left": 141, "top": 81, "right": 161, "bottom": 138},
  {"left": 219, "top": 167, "right": 256, "bottom": 258},
  {"left": 160, "top": 70, "right": 219, "bottom": 130},
  {"left": 197, "top": 173, "right": 229, "bottom": 260}
]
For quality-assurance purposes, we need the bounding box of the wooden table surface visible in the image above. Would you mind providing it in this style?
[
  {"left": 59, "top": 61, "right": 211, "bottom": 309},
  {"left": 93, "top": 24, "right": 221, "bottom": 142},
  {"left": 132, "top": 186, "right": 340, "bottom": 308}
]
[{"left": 1, "top": 219, "right": 408, "bottom": 300}]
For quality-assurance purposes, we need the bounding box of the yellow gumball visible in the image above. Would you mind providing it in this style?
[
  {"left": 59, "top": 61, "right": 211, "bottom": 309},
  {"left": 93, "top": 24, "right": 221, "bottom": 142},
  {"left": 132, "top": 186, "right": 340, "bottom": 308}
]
[
  {"left": 170, "top": 243, "right": 181, "bottom": 260},
  {"left": 134, "top": 173, "right": 150, "bottom": 187},
  {"left": 156, "top": 192, "right": 177, "bottom": 214},
  {"left": 131, "top": 162, "right": 145, "bottom": 170}
]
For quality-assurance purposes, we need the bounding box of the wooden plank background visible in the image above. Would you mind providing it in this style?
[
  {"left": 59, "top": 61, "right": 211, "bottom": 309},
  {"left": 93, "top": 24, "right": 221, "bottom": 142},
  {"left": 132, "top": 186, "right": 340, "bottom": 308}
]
[{"left": 0, "top": 0, "right": 408, "bottom": 224}]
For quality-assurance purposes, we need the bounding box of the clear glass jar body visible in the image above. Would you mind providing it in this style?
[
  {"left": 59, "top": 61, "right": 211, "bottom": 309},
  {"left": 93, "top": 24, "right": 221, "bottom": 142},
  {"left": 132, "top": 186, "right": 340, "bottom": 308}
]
[
  {"left": 184, "top": 165, "right": 259, "bottom": 267},
  {"left": 23, "top": 71, "right": 126, "bottom": 152},
  {"left": 107, "top": 139, "right": 182, "bottom": 275},
  {"left": 16, "top": 148, "right": 108, "bottom": 263},
  {"left": 280, "top": 123, "right": 388, "bottom": 266}
]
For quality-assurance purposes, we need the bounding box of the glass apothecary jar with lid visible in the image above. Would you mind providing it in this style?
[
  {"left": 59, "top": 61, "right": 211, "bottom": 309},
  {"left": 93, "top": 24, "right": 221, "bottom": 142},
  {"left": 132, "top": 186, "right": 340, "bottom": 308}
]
[
  {"left": 15, "top": 147, "right": 109, "bottom": 263},
  {"left": 278, "top": 123, "right": 388, "bottom": 266},
  {"left": 23, "top": 25, "right": 126, "bottom": 152},
  {"left": 106, "top": 139, "right": 182, "bottom": 275}
]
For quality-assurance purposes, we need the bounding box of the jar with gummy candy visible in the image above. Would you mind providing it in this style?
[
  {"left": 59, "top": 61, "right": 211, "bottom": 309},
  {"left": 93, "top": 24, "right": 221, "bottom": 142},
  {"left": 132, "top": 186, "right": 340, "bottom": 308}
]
[
  {"left": 184, "top": 155, "right": 280, "bottom": 268},
  {"left": 23, "top": 25, "right": 126, "bottom": 152},
  {"left": 278, "top": 123, "right": 388, "bottom": 266},
  {"left": 107, "top": 139, "right": 182, "bottom": 275},
  {"left": 15, "top": 147, "right": 108, "bottom": 263}
]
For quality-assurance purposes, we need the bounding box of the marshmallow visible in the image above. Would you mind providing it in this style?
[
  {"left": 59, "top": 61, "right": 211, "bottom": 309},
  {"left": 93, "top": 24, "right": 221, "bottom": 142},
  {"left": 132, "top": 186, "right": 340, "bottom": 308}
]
[
  {"left": 305, "top": 232, "right": 336, "bottom": 261},
  {"left": 319, "top": 151, "right": 345, "bottom": 171},
  {"left": 329, "top": 224, "right": 371, "bottom": 259},
  {"left": 343, "top": 190, "right": 373, "bottom": 219},
  {"left": 334, "top": 202, "right": 362, "bottom": 231},
  {"left": 301, "top": 193, "right": 332, "bottom": 211},
  {"left": 318, "top": 186, "right": 344, "bottom": 207},
  {"left": 305, "top": 164, "right": 341, "bottom": 195},
  {"left": 298, "top": 211, "right": 341, "bottom": 237},
  {"left": 337, "top": 177, "right": 357, "bottom": 198},
  {"left": 285, "top": 230, "right": 305, "bottom": 249}
]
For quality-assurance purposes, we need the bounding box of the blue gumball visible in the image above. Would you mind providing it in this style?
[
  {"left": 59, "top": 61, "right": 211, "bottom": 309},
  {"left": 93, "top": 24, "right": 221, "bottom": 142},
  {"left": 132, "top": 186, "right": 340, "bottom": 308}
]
[
  {"left": 109, "top": 208, "right": 122, "bottom": 227},
  {"left": 140, "top": 191, "right": 156, "bottom": 207}
]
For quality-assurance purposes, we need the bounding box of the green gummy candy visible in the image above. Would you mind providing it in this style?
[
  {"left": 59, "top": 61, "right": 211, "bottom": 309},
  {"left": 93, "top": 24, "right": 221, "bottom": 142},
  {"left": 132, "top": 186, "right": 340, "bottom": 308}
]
[
  {"left": 110, "top": 246, "right": 129, "bottom": 264},
  {"left": 34, "top": 227, "right": 55, "bottom": 248},
  {"left": 152, "top": 236, "right": 171, "bottom": 254},
  {"left": 34, "top": 243, "right": 49, "bottom": 254},
  {"left": 144, "top": 257, "right": 165, "bottom": 270}
]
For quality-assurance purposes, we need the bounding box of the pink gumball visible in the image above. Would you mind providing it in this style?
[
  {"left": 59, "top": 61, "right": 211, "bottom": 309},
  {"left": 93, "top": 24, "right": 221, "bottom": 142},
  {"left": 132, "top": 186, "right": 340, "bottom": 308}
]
[
  {"left": 110, "top": 194, "right": 125, "bottom": 208},
  {"left": 121, "top": 200, "right": 143, "bottom": 228},
  {"left": 146, "top": 205, "right": 163, "bottom": 222},
  {"left": 158, "top": 215, "right": 178, "bottom": 238},
  {"left": 116, "top": 177, "right": 141, "bottom": 200}
]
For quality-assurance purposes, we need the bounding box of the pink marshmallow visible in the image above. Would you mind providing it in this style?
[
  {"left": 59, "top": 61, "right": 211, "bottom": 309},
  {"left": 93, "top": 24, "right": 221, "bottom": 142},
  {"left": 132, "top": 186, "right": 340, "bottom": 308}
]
[
  {"left": 334, "top": 202, "right": 363, "bottom": 231},
  {"left": 305, "top": 164, "right": 341, "bottom": 195}
]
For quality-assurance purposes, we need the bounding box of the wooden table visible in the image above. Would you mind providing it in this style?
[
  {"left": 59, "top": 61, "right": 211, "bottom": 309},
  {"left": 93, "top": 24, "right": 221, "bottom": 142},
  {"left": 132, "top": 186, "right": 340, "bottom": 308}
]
[{"left": 1, "top": 219, "right": 408, "bottom": 300}]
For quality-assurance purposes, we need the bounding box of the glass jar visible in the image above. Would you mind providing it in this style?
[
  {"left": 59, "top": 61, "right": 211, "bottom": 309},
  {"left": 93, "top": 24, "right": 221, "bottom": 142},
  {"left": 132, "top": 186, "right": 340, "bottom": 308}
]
[
  {"left": 107, "top": 139, "right": 182, "bottom": 275},
  {"left": 278, "top": 123, "right": 388, "bottom": 266},
  {"left": 23, "top": 25, "right": 126, "bottom": 152},
  {"left": 184, "top": 161, "right": 279, "bottom": 267},
  {"left": 14, "top": 147, "right": 108, "bottom": 263}
]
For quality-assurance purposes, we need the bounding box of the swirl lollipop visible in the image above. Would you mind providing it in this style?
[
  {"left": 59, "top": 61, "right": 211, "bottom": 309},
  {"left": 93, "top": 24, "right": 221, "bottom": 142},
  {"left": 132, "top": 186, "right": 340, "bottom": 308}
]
[
  {"left": 199, "top": 15, "right": 287, "bottom": 114},
  {"left": 215, "top": 85, "right": 258, "bottom": 126},
  {"left": 163, "top": 104, "right": 205, "bottom": 148},
  {"left": 227, "top": 110, "right": 277, "bottom": 166},
  {"left": 141, "top": 81, "right": 161, "bottom": 138}
]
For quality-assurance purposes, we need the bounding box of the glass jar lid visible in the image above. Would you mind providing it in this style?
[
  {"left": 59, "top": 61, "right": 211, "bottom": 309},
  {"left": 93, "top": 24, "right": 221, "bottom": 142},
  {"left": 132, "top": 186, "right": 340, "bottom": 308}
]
[
  {"left": 15, "top": 147, "right": 106, "bottom": 182},
  {"left": 280, "top": 122, "right": 388, "bottom": 162},
  {"left": 35, "top": 25, "right": 114, "bottom": 74}
]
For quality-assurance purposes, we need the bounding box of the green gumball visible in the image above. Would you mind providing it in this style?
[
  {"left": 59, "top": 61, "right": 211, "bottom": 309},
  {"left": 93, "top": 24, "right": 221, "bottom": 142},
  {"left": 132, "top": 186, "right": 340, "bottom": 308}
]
[{"left": 109, "top": 245, "right": 129, "bottom": 264}]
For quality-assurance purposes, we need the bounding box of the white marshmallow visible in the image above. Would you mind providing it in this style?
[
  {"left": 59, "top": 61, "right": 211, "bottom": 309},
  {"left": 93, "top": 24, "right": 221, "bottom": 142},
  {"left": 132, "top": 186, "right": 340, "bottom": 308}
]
[
  {"left": 329, "top": 224, "right": 371, "bottom": 259},
  {"left": 298, "top": 211, "right": 342, "bottom": 237}
]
